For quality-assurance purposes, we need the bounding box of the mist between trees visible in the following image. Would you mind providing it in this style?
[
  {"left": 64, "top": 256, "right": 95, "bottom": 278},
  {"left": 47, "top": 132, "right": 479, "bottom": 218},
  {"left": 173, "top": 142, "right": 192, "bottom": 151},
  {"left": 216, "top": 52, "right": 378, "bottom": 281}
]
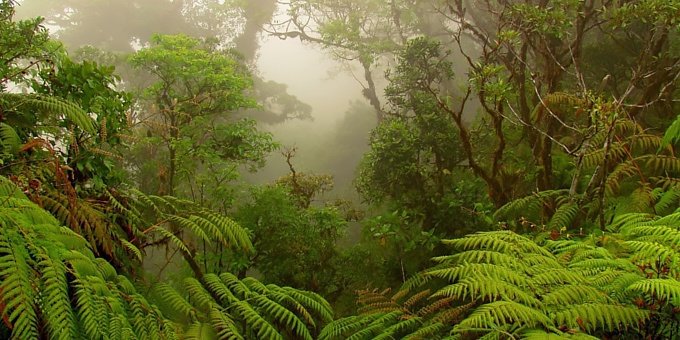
[{"left": 2, "top": 0, "right": 680, "bottom": 338}]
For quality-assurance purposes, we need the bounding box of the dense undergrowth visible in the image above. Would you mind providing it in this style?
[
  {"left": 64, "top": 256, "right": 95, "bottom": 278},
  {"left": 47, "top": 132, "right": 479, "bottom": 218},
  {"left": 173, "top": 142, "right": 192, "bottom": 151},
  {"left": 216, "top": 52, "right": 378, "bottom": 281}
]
[{"left": 1, "top": 0, "right": 680, "bottom": 338}]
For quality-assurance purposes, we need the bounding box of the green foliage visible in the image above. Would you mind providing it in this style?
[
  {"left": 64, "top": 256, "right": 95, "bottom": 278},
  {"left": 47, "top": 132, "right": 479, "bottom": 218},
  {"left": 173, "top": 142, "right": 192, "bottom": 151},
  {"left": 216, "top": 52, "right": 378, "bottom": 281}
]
[
  {"left": 325, "top": 210, "right": 680, "bottom": 338},
  {"left": 359, "top": 38, "right": 491, "bottom": 236},
  {"left": 129, "top": 34, "right": 255, "bottom": 113},
  {"left": 0, "top": 176, "right": 174, "bottom": 339},
  {"left": 494, "top": 114, "right": 680, "bottom": 233},
  {"left": 663, "top": 114, "right": 680, "bottom": 146},
  {"left": 0, "top": 171, "right": 329, "bottom": 340},
  {"left": 31, "top": 55, "right": 133, "bottom": 189},
  {"left": 0, "top": 92, "right": 96, "bottom": 135},
  {"left": 235, "top": 186, "right": 346, "bottom": 294},
  {"left": 0, "top": 0, "right": 51, "bottom": 89},
  {"left": 128, "top": 33, "right": 277, "bottom": 204},
  {"left": 154, "top": 273, "right": 333, "bottom": 339}
]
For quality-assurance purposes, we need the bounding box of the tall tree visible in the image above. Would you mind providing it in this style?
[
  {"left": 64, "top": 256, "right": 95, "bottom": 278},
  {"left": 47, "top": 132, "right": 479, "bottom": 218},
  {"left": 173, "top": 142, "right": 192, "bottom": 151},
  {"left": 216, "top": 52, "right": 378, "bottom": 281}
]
[{"left": 128, "top": 34, "right": 276, "bottom": 201}]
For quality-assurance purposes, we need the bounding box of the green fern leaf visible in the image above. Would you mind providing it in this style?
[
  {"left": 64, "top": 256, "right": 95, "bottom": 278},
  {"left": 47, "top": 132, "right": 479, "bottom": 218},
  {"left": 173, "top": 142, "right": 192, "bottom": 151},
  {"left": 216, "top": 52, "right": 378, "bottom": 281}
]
[
  {"left": 627, "top": 279, "right": 680, "bottom": 302},
  {"left": 553, "top": 303, "right": 648, "bottom": 332},
  {"left": 453, "top": 301, "right": 552, "bottom": 332},
  {"left": 209, "top": 308, "right": 243, "bottom": 340},
  {"left": 661, "top": 114, "right": 680, "bottom": 146},
  {"left": 233, "top": 300, "right": 284, "bottom": 340},
  {"left": 0, "top": 123, "right": 21, "bottom": 154}
]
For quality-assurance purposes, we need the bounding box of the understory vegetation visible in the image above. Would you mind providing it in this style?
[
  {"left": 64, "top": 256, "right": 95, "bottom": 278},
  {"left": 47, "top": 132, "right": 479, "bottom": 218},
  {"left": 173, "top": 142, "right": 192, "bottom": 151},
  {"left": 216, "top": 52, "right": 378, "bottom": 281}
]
[{"left": 1, "top": 0, "right": 680, "bottom": 338}]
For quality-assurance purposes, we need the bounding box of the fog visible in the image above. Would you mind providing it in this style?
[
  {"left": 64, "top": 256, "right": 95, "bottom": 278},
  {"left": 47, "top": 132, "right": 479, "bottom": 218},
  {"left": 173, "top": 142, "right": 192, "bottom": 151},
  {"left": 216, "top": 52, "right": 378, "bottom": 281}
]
[
  {"left": 252, "top": 36, "right": 377, "bottom": 197},
  {"left": 16, "top": 0, "right": 377, "bottom": 200}
]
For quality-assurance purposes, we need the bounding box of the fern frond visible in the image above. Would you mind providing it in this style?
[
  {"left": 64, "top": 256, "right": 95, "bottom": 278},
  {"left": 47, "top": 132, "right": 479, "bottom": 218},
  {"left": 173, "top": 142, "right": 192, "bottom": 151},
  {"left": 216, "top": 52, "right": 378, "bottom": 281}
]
[
  {"left": 201, "top": 211, "right": 253, "bottom": 252},
  {"left": 152, "top": 227, "right": 190, "bottom": 254},
  {"left": 416, "top": 296, "right": 455, "bottom": 317},
  {"left": 203, "top": 273, "right": 238, "bottom": 305},
  {"left": 433, "top": 278, "right": 541, "bottom": 307},
  {"left": 402, "top": 289, "right": 431, "bottom": 309},
  {"left": 266, "top": 287, "right": 316, "bottom": 328},
  {"left": 168, "top": 215, "right": 212, "bottom": 245},
  {"left": 530, "top": 268, "right": 587, "bottom": 285},
  {"left": 2, "top": 93, "right": 97, "bottom": 133},
  {"left": 542, "top": 284, "right": 610, "bottom": 306},
  {"left": 662, "top": 114, "right": 680, "bottom": 146},
  {"left": 433, "top": 250, "right": 524, "bottom": 269},
  {"left": 443, "top": 230, "right": 552, "bottom": 257},
  {"left": 625, "top": 240, "right": 679, "bottom": 268},
  {"left": 37, "top": 251, "right": 78, "bottom": 339},
  {"left": 74, "top": 278, "right": 108, "bottom": 339},
  {"left": 426, "top": 263, "right": 530, "bottom": 287},
  {"left": 605, "top": 273, "right": 644, "bottom": 300},
  {"left": 654, "top": 189, "right": 680, "bottom": 215},
  {"left": 345, "top": 311, "right": 403, "bottom": 340},
  {"left": 610, "top": 213, "right": 657, "bottom": 232},
  {"left": 522, "top": 329, "right": 599, "bottom": 339},
  {"left": 184, "top": 277, "right": 216, "bottom": 312},
  {"left": 627, "top": 279, "right": 680, "bottom": 302},
  {"left": 453, "top": 301, "right": 551, "bottom": 332},
  {"left": 568, "top": 248, "right": 614, "bottom": 264},
  {"left": 120, "top": 239, "right": 143, "bottom": 261},
  {"left": 653, "top": 211, "right": 680, "bottom": 226},
  {"left": 553, "top": 303, "right": 648, "bottom": 332},
  {"left": 402, "top": 321, "right": 446, "bottom": 339},
  {"left": 569, "top": 258, "right": 637, "bottom": 273},
  {"left": 645, "top": 155, "right": 680, "bottom": 173},
  {"left": 319, "top": 315, "right": 374, "bottom": 340},
  {"left": 623, "top": 225, "right": 680, "bottom": 246},
  {"left": 547, "top": 202, "right": 580, "bottom": 230},
  {"left": 494, "top": 190, "right": 566, "bottom": 222},
  {"left": 372, "top": 316, "right": 422, "bottom": 340},
  {"left": 278, "top": 287, "right": 333, "bottom": 324},
  {"left": 155, "top": 283, "right": 197, "bottom": 322},
  {"left": 209, "top": 308, "right": 243, "bottom": 340},
  {"left": 184, "top": 321, "right": 217, "bottom": 340},
  {"left": 0, "top": 123, "right": 21, "bottom": 154},
  {"left": 0, "top": 232, "right": 39, "bottom": 340},
  {"left": 251, "top": 294, "right": 313, "bottom": 340},
  {"left": 233, "top": 300, "right": 284, "bottom": 340},
  {"left": 219, "top": 272, "right": 250, "bottom": 299}
]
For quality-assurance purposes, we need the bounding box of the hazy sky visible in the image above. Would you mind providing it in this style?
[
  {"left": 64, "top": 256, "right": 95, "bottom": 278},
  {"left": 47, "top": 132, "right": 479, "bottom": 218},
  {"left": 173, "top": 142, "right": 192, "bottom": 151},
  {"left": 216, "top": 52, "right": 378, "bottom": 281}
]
[{"left": 258, "top": 36, "right": 365, "bottom": 129}]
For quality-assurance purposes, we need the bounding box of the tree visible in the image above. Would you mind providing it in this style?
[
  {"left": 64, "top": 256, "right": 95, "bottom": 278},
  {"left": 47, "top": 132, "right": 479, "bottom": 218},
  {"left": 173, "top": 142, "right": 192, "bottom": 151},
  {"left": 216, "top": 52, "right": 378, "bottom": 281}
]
[
  {"left": 17, "top": 0, "right": 314, "bottom": 126},
  {"left": 0, "top": 5, "right": 337, "bottom": 338},
  {"left": 16, "top": 0, "right": 244, "bottom": 52},
  {"left": 267, "top": 0, "right": 421, "bottom": 120},
  {"left": 358, "top": 41, "right": 492, "bottom": 234},
  {"left": 235, "top": 183, "right": 346, "bottom": 293},
  {"left": 128, "top": 34, "right": 276, "bottom": 202},
  {"left": 270, "top": 0, "right": 680, "bottom": 209}
]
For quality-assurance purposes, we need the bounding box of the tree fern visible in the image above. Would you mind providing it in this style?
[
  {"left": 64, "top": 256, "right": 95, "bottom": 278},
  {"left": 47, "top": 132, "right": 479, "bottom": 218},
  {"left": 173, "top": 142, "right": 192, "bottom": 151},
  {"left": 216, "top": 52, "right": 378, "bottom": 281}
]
[
  {"left": 553, "top": 303, "right": 648, "bottom": 333},
  {"left": 0, "top": 93, "right": 97, "bottom": 134},
  {"left": 0, "top": 231, "right": 39, "bottom": 339},
  {"left": 453, "top": 300, "right": 553, "bottom": 333},
  {"left": 662, "top": 114, "right": 680, "bottom": 146},
  {"left": 0, "top": 176, "right": 173, "bottom": 338},
  {"left": 153, "top": 272, "right": 333, "bottom": 339},
  {"left": 323, "top": 217, "right": 680, "bottom": 339},
  {"left": 627, "top": 279, "right": 680, "bottom": 302},
  {"left": 0, "top": 123, "right": 20, "bottom": 156}
]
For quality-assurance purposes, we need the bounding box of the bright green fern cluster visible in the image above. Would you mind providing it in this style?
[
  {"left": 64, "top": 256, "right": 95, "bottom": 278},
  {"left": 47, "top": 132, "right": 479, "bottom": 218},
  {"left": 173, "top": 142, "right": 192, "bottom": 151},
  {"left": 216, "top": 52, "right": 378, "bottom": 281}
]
[
  {"left": 322, "top": 211, "right": 680, "bottom": 339},
  {"left": 0, "top": 176, "right": 175, "bottom": 339},
  {"left": 153, "top": 272, "right": 333, "bottom": 339}
]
